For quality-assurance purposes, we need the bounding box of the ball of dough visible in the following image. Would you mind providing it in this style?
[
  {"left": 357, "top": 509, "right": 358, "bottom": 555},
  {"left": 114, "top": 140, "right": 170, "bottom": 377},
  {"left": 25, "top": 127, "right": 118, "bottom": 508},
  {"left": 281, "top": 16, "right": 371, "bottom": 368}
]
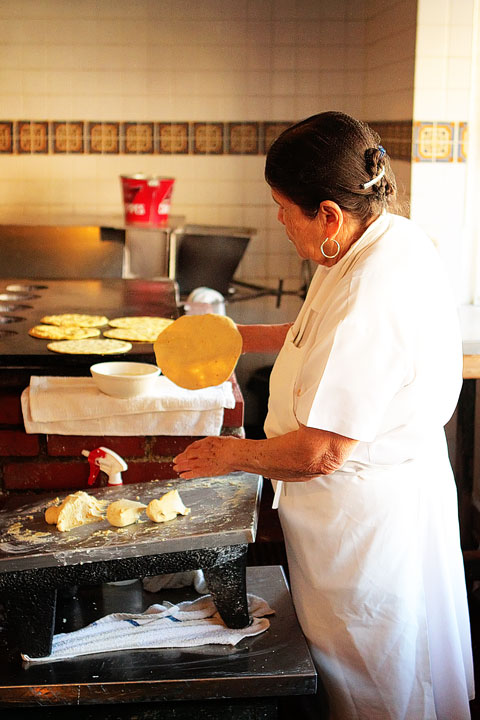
[
  {"left": 146, "top": 490, "right": 190, "bottom": 523},
  {"left": 106, "top": 499, "right": 146, "bottom": 527},
  {"left": 45, "top": 505, "right": 61, "bottom": 525}
]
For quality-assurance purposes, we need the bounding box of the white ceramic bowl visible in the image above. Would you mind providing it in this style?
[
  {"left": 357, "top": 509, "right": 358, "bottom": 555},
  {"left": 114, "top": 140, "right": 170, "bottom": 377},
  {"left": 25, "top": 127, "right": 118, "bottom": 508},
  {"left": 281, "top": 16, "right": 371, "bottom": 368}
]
[{"left": 90, "top": 361, "right": 160, "bottom": 398}]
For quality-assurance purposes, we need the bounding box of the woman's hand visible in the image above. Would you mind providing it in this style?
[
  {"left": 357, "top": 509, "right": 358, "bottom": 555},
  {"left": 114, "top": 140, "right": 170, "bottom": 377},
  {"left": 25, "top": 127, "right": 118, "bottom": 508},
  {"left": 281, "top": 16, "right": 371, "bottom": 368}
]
[
  {"left": 174, "top": 436, "right": 238, "bottom": 479},
  {"left": 174, "top": 425, "right": 358, "bottom": 481}
]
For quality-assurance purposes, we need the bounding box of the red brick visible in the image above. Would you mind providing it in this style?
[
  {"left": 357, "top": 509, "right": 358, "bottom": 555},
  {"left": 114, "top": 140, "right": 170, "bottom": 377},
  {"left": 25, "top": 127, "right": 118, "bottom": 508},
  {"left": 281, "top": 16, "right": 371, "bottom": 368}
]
[
  {"left": 0, "top": 430, "right": 40, "bottom": 456},
  {"left": 47, "top": 435, "right": 147, "bottom": 457},
  {"left": 4, "top": 462, "right": 89, "bottom": 490},
  {"left": 223, "top": 379, "right": 244, "bottom": 428},
  {"left": 149, "top": 436, "right": 199, "bottom": 457},
  {"left": 0, "top": 392, "right": 23, "bottom": 425},
  {"left": 122, "top": 461, "right": 178, "bottom": 484}
]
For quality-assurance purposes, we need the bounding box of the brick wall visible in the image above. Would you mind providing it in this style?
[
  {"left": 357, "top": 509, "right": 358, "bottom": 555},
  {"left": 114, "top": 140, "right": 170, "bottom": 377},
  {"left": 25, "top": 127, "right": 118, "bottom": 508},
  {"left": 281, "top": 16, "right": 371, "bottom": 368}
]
[{"left": 0, "top": 377, "right": 244, "bottom": 493}]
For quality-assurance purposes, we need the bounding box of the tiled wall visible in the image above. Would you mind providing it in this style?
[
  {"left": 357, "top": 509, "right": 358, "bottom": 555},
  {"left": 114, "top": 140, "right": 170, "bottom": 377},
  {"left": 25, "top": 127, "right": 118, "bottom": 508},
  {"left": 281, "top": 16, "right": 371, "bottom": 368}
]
[
  {"left": 0, "top": 0, "right": 475, "bottom": 293},
  {"left": 410, "top": 0, "right": 477, "bottom": 304},
  {"left": 0, "top": 0, "right": 415, "bottom": 288}
]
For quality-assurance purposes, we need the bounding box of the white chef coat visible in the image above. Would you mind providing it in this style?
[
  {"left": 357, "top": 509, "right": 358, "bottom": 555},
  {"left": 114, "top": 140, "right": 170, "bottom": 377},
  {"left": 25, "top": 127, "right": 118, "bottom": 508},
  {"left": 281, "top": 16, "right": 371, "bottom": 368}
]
[{"left": 264, "top": 213, "right": 474, "bottom": 720}]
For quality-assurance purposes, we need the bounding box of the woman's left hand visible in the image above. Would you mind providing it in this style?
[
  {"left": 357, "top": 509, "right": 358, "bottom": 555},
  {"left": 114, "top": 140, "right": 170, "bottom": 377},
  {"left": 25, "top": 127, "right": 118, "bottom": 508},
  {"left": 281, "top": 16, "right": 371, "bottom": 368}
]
[{"left": 173, "top": 436, "right": 237, "bottom": 479}]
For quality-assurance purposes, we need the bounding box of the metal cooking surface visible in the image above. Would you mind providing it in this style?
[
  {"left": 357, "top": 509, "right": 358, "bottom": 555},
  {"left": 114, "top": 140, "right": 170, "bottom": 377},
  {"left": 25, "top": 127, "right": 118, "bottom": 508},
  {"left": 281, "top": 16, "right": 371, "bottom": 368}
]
[
  {"left": 0, "top": 278, "right": 178, "bottom": 369},
  {"left": 0, "top": 473, "right": 261, "bottom": 572}
]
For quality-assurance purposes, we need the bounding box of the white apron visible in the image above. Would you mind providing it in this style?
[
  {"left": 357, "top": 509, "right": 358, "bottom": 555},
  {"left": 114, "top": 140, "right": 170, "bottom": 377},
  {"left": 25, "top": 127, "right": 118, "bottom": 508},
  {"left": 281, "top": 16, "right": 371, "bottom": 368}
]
[{"left": 264, "top": 215, "right": 474, "bottom": 720}]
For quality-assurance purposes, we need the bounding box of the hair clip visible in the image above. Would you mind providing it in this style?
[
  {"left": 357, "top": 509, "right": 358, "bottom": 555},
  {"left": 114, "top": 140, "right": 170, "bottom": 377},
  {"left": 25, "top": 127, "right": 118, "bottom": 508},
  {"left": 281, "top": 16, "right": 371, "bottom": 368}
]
[
  {"left": 362, "top": 167, "right": 386, "bottom": 190},
  {"left": 378, "top": 145, "right": 386, "bottom": 158}
]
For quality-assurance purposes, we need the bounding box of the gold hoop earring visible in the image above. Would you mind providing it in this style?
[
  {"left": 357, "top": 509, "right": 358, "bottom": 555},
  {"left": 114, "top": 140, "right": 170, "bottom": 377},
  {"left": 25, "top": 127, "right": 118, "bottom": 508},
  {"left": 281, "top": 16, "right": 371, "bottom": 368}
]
[{"left": 320, "top": 237, "right": 340, "bottom": 259}]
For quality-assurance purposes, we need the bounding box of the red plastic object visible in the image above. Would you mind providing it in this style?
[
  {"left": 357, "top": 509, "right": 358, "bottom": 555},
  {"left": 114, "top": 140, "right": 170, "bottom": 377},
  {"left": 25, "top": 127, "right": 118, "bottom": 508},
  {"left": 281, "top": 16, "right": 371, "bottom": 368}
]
[{"left": 120, "top": 174, "right": 175, "bottom": 226}]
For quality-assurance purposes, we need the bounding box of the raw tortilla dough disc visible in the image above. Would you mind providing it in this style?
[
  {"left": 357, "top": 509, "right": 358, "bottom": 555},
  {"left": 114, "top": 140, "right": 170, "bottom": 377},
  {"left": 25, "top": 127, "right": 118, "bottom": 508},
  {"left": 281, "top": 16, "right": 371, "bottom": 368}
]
[
  {"left": 29, "top": 324, "right": 101, "bottom": 340},
  {"left": 154, "top": 313, "right": 242, "bottom": 390},
  {"left": 47, "top": 338, "right": 132, "bottom": 355},
  {"left": 41, "top": 313, "right": 109, "bottom": 327},
  {"left": 104, "top": 327, "right": 167, "bottom": 342}
]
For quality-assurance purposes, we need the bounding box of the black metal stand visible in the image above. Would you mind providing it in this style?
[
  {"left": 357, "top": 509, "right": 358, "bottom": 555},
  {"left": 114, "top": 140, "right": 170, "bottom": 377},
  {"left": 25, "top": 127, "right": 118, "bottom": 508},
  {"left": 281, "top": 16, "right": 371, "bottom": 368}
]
[{"left": 1, "top": 544, "right": 249, "bottom": 658}]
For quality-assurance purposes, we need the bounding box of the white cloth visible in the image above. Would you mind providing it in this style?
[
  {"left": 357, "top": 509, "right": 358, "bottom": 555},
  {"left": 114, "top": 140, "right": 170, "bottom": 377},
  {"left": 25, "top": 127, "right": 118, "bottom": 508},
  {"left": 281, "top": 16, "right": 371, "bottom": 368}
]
[
  {"left": 21, "top": 376, "right": 235, "bottom": 436},
  {"left": 22, "top": 594, "right": 274, "bottom": 664},
  {"left": 143, "top": 569, "right": 209, "bottom": 594},
  {"left": 265, "top": 213, "right": 474, "bottom": 720}
]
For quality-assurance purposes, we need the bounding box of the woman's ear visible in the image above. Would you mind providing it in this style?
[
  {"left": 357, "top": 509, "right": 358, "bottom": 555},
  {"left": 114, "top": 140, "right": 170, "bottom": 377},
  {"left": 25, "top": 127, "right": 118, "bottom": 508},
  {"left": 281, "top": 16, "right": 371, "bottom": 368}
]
[{"left": 318, "top": 201, "right": 343, "bottom": 237}]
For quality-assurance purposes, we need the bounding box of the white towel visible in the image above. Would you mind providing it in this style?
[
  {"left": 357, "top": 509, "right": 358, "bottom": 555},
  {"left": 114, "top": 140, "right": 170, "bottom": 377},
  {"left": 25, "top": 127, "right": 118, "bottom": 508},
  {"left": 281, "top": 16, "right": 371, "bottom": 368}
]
[
  {"left": 21, "top": 376, "right": 235, "bottom": 436},
  {"left": 22, "top": 594, "right": 274, "bottom": 664}
]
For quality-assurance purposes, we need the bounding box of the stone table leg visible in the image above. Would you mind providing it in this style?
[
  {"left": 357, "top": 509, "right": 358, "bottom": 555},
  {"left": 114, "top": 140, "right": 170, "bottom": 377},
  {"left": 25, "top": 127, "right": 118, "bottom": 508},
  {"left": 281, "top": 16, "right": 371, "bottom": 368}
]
[
  {"left": 3, "top": 587, "right": 57, "bottom": 658},
  {"left": 203, "top": 544, "right": 250, "bottom": 629}
]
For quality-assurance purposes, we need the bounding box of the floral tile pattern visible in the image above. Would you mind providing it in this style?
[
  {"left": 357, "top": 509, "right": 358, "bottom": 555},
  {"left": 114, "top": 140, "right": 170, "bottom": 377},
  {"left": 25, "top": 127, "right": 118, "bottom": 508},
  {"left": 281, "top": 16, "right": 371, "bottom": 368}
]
[
  {"left": 52, "top": 122, "right": 84, "bottom": 153},
  {"left": 88, "top": 122, "right": 120, "bottom": 154},
  {"left": 0, "top": 122, "right": 13, "bottom": 153},
  {"left": 17, "top": 121, "right": 49, "bottom": 154},
  {"left": 193, "top": 122, "right": 224, "bottom": 154},
  {"left": 123, "top": 122, "right": 154, "bottom": 154},
  {"left": 157, "top": 123, "right": 189, "bottom": 154},
  {"left": 0, "top": 118, "right": 467, "bottom": 162}
]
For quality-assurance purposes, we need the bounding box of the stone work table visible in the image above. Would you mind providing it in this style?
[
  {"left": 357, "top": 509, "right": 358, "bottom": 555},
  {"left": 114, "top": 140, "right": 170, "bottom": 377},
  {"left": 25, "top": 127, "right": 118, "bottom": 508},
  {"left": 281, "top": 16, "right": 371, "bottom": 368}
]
[{"left": 0, "top": 473, "right": 261, "bottom": 658}]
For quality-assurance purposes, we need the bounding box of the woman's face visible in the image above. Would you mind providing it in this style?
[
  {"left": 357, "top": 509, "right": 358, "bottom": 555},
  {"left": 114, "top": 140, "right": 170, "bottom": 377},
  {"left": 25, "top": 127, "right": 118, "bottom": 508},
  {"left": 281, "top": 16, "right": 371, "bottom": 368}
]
[{"left": 271, "top": 189, "right": 323, "bottom": 261}]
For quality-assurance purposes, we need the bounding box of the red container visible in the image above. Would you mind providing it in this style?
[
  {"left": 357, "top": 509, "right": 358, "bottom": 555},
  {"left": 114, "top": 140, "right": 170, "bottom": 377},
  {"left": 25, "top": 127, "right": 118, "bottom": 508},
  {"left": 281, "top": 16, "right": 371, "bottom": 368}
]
[{"left": 120, "top": 174, "right": 175, "bottom": 226}]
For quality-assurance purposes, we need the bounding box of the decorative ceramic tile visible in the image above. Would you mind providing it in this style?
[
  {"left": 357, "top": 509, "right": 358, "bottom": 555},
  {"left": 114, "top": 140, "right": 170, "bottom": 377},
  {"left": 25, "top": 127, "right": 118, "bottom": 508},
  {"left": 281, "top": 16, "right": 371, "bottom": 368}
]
[
  {"left": 413, "top": 121, "right": 454, "bottom": 162},
  {"left": 123, "top": 122, "right": 154, "bottom": 154},
  {"left": 0, "top": 122, "right": 13, "bottom": 153},
  {"left": 263, "top": 122, "right": 292, "bottom": 152},
  {"left": 228, "top": 122, "right": 259, "bottom": 154},
  {"left": 17, "top": 121, "right": 49, "bottom": 154},
  {"left": 458, "top": 122, "right": 468, "bottom": 162},
  {"left": 193, "top": 122, "right": 224, "bottom": 154},
  {"left": 88, "top": 122, "right": 119, "bottom": 154},
  {"left": 156, "top": 122, "right": 189, "bottom": 154},
  {"left": 52, "top": 122, "right": 84, "bottom": 153}
]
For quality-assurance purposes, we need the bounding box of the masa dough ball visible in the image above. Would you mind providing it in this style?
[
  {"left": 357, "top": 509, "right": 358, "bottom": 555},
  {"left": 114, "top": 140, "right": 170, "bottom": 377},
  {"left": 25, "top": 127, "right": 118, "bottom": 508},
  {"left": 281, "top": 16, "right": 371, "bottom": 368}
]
[
  {"left": 52, "top": 491, "right": 104, "bottom": 532},
  {"left": 44, "top": 505, "right": 61, "bottom": 525},
  {"left": 146, "top": 490, "right": 190, "bottom": 523},
  {"left": 106, "top": 499, "right": 146, "bottom": 527}
]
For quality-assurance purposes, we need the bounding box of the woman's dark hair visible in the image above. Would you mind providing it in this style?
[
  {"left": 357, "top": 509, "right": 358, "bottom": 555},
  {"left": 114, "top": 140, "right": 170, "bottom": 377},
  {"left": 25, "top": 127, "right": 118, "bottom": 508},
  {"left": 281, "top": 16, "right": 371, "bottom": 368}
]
[{"left": 265, "top": 111, "right": 397, "bottom": 223}]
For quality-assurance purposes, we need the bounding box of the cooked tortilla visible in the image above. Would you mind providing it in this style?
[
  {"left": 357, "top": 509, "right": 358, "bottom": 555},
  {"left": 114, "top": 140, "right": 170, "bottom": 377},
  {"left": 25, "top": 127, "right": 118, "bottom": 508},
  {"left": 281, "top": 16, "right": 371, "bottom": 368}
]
[
  {"left": 41, "top": 313, "right": 109, "bottom": 328},
  {"left": 154, "top": 313, "right": 242, "bottom": 389},
  {"left": 109, "top": 316, "right": 174, "bottom": 331},
  {"left": 104, "top": 326, "right": 169, "bottom": 342},
  {"left": 29, "top": 324, "right": 101, "bottom": 340},
  {"left": 47, "top": 338, "right": 132, "bottom": 355}
]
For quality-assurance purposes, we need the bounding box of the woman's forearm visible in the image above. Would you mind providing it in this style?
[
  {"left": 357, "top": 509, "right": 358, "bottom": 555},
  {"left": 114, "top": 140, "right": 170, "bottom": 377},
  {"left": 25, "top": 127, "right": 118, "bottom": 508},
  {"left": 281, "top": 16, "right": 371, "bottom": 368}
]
[
  {"left": 237, "top": 323, "right": 292, "bottom": 354},
  {"left": 173, "top": 425, "right": 358, "bottom": 481}
]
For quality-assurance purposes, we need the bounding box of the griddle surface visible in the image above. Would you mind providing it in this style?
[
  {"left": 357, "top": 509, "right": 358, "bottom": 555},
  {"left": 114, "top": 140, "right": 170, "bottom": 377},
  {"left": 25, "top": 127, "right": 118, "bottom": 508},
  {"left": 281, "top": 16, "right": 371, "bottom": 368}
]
[{"left": 0, "top": 278, "right": 178, "bottom": 370}]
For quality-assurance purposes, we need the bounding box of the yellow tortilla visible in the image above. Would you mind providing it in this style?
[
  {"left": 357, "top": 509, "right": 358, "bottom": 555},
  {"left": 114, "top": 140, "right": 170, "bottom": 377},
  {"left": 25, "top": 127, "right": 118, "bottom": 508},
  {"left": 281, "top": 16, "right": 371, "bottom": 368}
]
[
  {"left": 109, "top": 316, "right": 174, "bottom": 331},
  {"left": 29, "top": 324, "right": 101, "bottom": 340},
  {"left": 154, "top": 313, "right": 242, "bottom": 389},
  {"left": 104, "top": 327, "right": 166, "bottom": 342},
  {"left": 47, "top": 338, "right": 132, "bottom": 355},
  {"left": 41, "top": 313, "right": 109, "bottom": 328}
]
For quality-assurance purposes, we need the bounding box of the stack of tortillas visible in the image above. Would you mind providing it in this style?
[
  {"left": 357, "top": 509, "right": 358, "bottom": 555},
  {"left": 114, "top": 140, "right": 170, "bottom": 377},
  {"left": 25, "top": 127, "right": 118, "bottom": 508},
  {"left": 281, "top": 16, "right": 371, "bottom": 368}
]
[{"left": 154, "top": 314, "right": 242, "bottom": 389}]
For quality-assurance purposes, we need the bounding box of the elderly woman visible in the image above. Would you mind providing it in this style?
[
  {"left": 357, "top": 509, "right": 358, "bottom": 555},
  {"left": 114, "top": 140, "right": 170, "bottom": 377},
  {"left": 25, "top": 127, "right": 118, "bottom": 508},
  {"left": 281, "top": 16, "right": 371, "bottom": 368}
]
[{"left": 174, "top": 112, "right": 474, "bottom": 720}]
